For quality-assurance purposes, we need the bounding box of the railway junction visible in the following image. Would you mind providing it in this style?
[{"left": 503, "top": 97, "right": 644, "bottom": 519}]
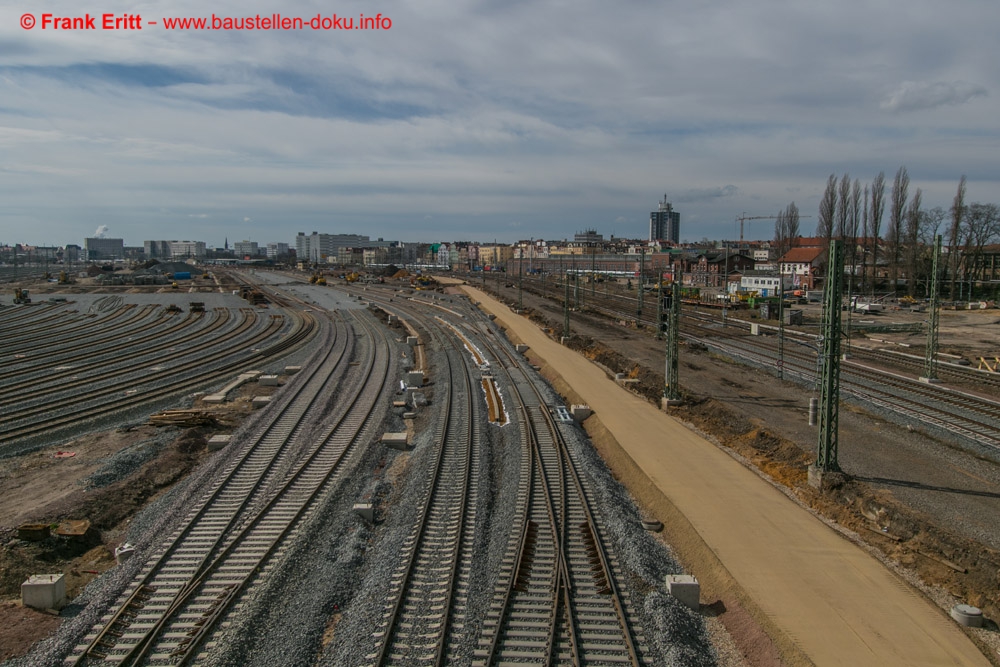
[{"left": 0, "top": 269, "right": 998, "bottom": 666}]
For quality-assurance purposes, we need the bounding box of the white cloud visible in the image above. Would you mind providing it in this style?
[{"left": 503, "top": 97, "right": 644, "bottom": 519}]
[{"left": 881, "top": 81, "right": 988, "bottom": 113}]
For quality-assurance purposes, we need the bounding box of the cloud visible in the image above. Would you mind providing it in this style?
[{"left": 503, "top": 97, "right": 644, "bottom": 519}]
[
  {"left": 880, "top": 81, "right": 988, "bottom": 113},
  {"left": 675, "top": 185, "right": 740, "bottom": 203},
  {"left": 243, "top": 217, "right": 252, "bottom": 222},
  {"left": 93, "top": 225, "right": 109, "bottom": 238},
  {"left": 188, "top": 213, "right": 209, "bottom": 219}
]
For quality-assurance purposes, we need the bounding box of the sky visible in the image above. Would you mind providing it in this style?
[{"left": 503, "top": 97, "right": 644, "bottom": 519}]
[{"left": 1, "top": 0, "right": 998, "bottom": 247}]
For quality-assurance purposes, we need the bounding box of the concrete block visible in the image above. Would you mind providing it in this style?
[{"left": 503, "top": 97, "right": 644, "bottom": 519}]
[
  {"left": 570, "top": 404, "right": 592, "bottom": 422},
  {"left": 203, "top": 394, "right": 226, "bottom": 404},
  {"left": 392, "top": 400, "right": 407, "bottom": 408},
  {"left": 353, "top": 503, "right": 374, "bottom": 522},
  {"left": 402, "top": 412, "right": 417, "bottom": 419},
  {"left": 258, "top": 374, "right": 280, "bottom": 387},
  {"left": 406, "top": 336, "right": 419, "bottom": 347},
  {"left": 750, "top": 323, "right": 760, "bottom": 336},
  {"left": 22, "top": 574, "right": 66, "bottom": 611},
  {"left": 387, "top": 314, "right": 396, "bottom": 324},
  {"left": 409, "top": 391, "right": 428, "bottom": 407},
  {"left": 207, "top": 434, "right": 232, "bottom": 452},
  {"left": 284, "top": 365, "right": 302, "bottom": 375},
  {"left": 381, "top": 432, "right": 409, "bottom": 450},
  {"left": 405, "top": 370, "right": 424, "bottom": 388},
  {"left": 515, "top": 344, "right": 529, "bottom": 353},
  {"left": 251, "top": 396, "right": 272, "bottom": 409},
  {"left": 664, "top": 574, "right": 700, "bottom": 611}
]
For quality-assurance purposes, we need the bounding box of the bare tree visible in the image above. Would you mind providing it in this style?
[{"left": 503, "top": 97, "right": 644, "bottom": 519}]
[
  {"left": 773, "top": 202, "right": 800, "bottom": 261},
  {"left": 836, "top": 173, "right": 851, "bottom": 238},
  {"left": 886, "top": 166, "right": 909, "bottom": 292},
  {"left": 817, "top": 174, "right": 837, "bottom": 244},
  {"left": 948, "top": 175, "right": 966, "bottom": 299},
  {"left": 869, "top": 172, "right": 886, "bottom": 296},
  {"left": 961, "top": 203, "right": 1000, "bottom": 291},
  {"left": 904, "top": 188, "right": 922, "bottom": 296}
]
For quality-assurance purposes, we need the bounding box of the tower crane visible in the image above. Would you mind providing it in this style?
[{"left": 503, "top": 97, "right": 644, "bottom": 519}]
[{"left": 736, "top": 212, "right": 811, "bottom": 248}]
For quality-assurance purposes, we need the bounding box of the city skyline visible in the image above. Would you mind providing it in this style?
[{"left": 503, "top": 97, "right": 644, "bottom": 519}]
[{"left": 2, "top": 1, "right": 998, "bottom": 246}]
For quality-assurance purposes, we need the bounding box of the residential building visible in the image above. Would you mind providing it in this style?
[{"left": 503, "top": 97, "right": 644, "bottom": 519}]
[
  {"left": 650, "top": 195, "right": 680, "bottom": 244},
  {"left": 778, "top": 247, "right": 824, "bottom": 290}
]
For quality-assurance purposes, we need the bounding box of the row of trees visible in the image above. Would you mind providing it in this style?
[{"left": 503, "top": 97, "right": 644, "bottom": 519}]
[{"left": 775, "top": 171, "right": 1000, "bottom": 298}]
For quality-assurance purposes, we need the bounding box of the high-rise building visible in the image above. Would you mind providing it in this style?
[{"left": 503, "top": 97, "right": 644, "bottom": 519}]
[
  {"left": 649, "top": 194, "right": 680, "bottom": 244},
  {"left": 266, "top": 242, "right": 289, "bottom": 259},
  {"left": 233, "top": 240, "right": 260, "bottom": 258}
]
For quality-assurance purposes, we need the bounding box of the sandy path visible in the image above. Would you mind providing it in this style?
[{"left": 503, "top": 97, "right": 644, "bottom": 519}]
[{"left": 462, "top": 284, "right": 987, "bottom": 667}]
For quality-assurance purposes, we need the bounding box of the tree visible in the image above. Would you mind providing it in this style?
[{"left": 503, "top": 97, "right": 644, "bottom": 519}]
[
  {"left": 860, "top": 184, "right": 870, "bottom": 293},
  {"left": 817, "top": 174, "right": 837, "bottom": 244},
  {"left": 886, "top": 166, "right": 909, "bottom": 292},
  {"left": 773, "top": 202, "right": 800, "bottom": 261},
  {"left": 904, "top": 188, "right": 922, "bottom": 296},
  {"left": 836, "top": 173, "right": 851, "bottom": 238},
  {"left": 948, "top": 175, "right": 966, "bottom": 300},
  {"left": 869, "top": 172, "right": 886, "bottom": 295},
  {"left": 962, "top": 203, "right": 1000, "bottom": 291}
]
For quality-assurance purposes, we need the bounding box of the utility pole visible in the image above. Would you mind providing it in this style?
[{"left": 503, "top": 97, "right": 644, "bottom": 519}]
[
  {"left": 722, "top": 247, "right": 729, "bottom": 327},
  {"left": 637, "top": 248, "right": 645, "bottom": 316},
  {"left": 663, "top": 281, "right": 681, "bottom": 405},
  {"left": 563, "top": 254, "right": 570, "bottom": 339},
  {"left": 922, "top": 235, "right": 942, "bottom": 383},
  {"left": 573, "top": 255, "right": 580, "bottom": 309},
  {"left": 655, "top": 278, "right": 663, "bottom": 340},
  {"left": 811, "top": 240, "right": 844, "bottom": 487},
  {"left": 777, "top": 284, "right": 785, "bottom": 380},
  {"left": 590, "top": 244, "right": 596, "bottom": 297},
  {"left": 518, "top": 243, "right": 524, "bottom": 311}
]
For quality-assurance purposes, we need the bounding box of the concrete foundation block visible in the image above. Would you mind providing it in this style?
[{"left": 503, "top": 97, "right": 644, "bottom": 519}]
[
  {"left": 402, "top": 411, "right": 417, "bottom": 419},
  {"left": 515, "top": 344, "right": 529, "bottom": 353},
  {"left": 409, "top": 391, "right": 428, "bottom": 407},
  {"left": 392, "top": 400, "right": 407, "bottom": 408},
  {"left": 283, "top": 365, "right": 301, "bottom": 375},
  {"left": 807, "top": 465, "right": 847, "bottom": 491},
  {"left": 258, "top": 374, "right": 280, "bottom": 387},
  {"left": 251, "top": 396, "right": 272, "bottom": 409},
  {"left": 570, "top": 404, "right": 592, "bottom": 422},
  {"left": 207, "top": 434, "right": 231, "bottom": 452},
  {"left": 353, "top": 503, "right": 375, "bottom": 522},
  {"left": 387, "top": 314, "right": 396, "bottom": 324},
  {"left": 661, "top": 397, "right": 682, "bottom": 409},
  {"left": 203, "top": 394, "right": 226, "bottom": 404},
  {"left": 22, "top": 574, "right": 66, "bottom": 611},
  {"left": 381, "top": 432, "right": 409, "bottom": 450},
  {"left": 406, "top": 336, "right": 419, "bottom": 347},
  {"left": 665, "top": 574, "right": 700, "bottom": 611},
  {"left": 405, "top": 370, "right": 424, "bottom": 388}
]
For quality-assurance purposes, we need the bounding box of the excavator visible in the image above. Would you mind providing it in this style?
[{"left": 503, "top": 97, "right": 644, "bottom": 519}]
[{"left": 13, "top": 288, "right": 30, "bottom": 304}]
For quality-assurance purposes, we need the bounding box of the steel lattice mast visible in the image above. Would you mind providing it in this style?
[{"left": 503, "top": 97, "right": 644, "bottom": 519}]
[
  {"left": 664, "top": 281, "right": 681, "bottom": 403},
  {"left": 924, "top": 235, "right": 942, "bottom": 382},
  {"left": 815, "top": 240, "right": 843, "bottom": 473}
]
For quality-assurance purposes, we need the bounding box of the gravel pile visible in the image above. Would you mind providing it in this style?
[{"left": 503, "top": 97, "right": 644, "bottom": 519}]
[{"left": 84, "top": 430, "right": 178, "bottom": 489}]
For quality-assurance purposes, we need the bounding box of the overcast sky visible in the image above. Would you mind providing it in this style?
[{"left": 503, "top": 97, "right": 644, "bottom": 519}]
[{"left": 2, "top": 0, "right": 998, "bottom": 247}]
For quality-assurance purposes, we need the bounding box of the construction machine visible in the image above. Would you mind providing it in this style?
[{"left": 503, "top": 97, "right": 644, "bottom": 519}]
[{"left": 13, "top": 288, "right": 31, "bottom": 304}]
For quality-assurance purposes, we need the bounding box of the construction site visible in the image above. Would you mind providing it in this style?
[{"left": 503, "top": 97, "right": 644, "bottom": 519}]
[{"left": 0, "top": 264, "right": 998, "bottom": 666}]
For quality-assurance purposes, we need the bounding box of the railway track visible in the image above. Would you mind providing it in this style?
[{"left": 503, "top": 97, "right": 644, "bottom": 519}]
[
  {"left": 65, "top": 308, "right": 395, "bottom": 665},
  {"left": 366, "top": 341, "right": 480, "bottom": 665},
  {"left": 355, "top": 286, "right": 649, "bottom": 666},
  {"left": 513, "top": 275, "right": 1000, "bottom": 390},
  {"left": 0, "top": 305, "right": 316, "bottom": 454},
  {"left": 0, "top": 308, "right": 226, "bottom": 396}
]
